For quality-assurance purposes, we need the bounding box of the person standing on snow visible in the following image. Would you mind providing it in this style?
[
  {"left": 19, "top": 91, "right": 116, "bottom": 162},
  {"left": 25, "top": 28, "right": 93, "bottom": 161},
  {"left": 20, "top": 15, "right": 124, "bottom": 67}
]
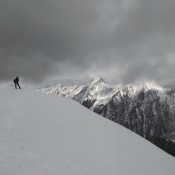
[{"left": 13, "top": 76, "right": 21, "bottom": 89}]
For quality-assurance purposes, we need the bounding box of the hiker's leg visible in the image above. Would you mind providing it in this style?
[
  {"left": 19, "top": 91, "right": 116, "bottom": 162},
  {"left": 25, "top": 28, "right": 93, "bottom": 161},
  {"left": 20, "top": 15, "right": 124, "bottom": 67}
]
[{"left": 17, "top": 83, "right": 21, "bottom": 89}]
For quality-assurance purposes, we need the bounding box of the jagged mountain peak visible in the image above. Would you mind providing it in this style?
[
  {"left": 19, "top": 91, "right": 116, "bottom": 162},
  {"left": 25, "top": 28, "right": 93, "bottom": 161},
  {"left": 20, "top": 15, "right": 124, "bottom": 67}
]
[{"left": 89, "top": 77, "right": 105, "bottom": 86}]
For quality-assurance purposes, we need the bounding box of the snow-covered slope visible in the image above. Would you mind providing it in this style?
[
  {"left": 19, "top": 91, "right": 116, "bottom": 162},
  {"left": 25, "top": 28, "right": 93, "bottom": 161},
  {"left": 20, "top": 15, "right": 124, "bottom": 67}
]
[
  {"left": 41, "top": 79, "right": 175, "bottom": 156},
  {"left": 0, "top": 86, "right": 175, "bottom": 175}
]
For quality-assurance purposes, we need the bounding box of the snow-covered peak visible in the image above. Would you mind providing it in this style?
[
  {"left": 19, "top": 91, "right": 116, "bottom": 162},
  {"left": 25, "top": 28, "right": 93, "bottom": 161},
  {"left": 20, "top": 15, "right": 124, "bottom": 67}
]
[
  {"left": 136, "top": 82, "right": 164, "bottom": 91},
  {"left": 116, "top": 82, "right": 165, "bottom": 97},
  {"left": 89, "top": 77, "right": 105, "bottom": 86}
]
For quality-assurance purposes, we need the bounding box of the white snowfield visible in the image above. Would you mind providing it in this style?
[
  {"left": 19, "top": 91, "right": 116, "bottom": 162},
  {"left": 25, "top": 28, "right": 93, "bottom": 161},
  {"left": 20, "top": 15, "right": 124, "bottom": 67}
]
[{"left": 0, "top": 86, "right": 174, "bottom": 175}]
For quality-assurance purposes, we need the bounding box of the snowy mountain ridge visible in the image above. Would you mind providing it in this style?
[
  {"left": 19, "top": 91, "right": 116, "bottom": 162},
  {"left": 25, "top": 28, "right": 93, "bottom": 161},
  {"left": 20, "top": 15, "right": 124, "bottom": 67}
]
[
  {"left": 41, "top": 78, "right": 169, "bottom": 110},
  {"left": 41, "top": 78, "right": 175, "bottom": 156},
  {"left": 42, "top": 78, "right": 166, "bottom": 99}
]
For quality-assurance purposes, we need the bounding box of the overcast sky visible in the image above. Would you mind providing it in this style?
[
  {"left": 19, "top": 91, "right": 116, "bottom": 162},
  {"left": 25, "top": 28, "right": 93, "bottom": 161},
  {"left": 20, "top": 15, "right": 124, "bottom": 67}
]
[{"left": 0, "top": 0, "right": 175, "bottom": 87}]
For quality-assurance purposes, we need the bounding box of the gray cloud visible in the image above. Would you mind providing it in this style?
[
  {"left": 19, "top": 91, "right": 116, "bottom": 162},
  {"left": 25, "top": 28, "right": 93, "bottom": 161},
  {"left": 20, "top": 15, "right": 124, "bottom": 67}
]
[{"left": 0, "top": 0, "right": 175, "bottom": 87}]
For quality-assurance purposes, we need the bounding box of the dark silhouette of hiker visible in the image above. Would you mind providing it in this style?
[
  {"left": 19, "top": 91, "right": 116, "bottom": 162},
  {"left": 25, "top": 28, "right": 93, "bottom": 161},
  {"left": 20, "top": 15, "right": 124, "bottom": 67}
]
[{"left": 14, "top": 76, "right": 21, "bottom": 89}]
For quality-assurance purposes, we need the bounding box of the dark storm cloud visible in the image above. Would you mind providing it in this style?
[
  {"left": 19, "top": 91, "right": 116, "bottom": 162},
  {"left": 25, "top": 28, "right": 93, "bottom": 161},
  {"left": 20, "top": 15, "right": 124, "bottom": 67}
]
[
  {"left": 0, "top": 0, "right": 175, "bottom": 87},
  {"left": 0, "top": 0, "right": 99, "bottom": 82}
]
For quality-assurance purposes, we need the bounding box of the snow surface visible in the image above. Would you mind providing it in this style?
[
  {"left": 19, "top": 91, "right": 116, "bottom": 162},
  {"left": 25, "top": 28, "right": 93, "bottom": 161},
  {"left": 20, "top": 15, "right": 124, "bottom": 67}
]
[{"left": 0, "top": 86, "right": 175, "bottom": 175}]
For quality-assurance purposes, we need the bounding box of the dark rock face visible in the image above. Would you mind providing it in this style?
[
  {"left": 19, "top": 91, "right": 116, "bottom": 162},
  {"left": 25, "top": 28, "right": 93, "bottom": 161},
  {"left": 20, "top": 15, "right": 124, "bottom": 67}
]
[
  {"left": 99, "top": 89, "right": 172, "bottom": 139},
  {"left": 42, "top": 79, "right": 175, "bottom": 156},
  {"left": 150, "top": 136, "right": 175, "bottom": 156}
]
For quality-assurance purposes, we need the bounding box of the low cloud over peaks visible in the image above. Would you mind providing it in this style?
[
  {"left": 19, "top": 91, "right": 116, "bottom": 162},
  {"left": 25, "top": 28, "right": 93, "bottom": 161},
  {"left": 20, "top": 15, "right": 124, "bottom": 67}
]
[{"left": 0, "top": 0, "right": 175, "bottom": 87}]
